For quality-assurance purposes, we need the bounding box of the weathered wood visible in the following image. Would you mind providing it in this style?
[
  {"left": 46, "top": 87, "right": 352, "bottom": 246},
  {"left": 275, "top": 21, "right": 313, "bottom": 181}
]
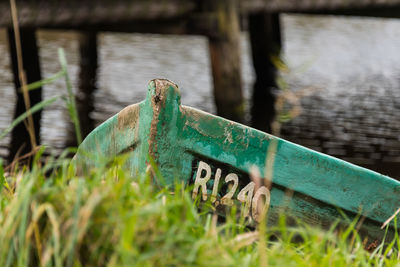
[
  {"left": 67, "top": 31, "right": 98, "bottom": 147},
  {"left": 75, "top": 20, "right": 189, "bottom": 35},
  {"left": 241, "top": 0, "right": 400, "bottom": 14},
  {"left": 205, "top": 0, "right": 244, "bottom": 123},
  {"left": 75, "top": 79, "right": 400, "bottom": 242},
  {"left": 295, "top": 6, "right": 400, "bottom": 18},
  {"left": 0, "top": 0, "right": 196, "bottom": 28},
  {"left": 249, "top": 13, "right": 281, "bottom": 133},
  {"left": 1, "top": 0, "right": 400, "bottom": 30},
  {"left": 7, "top": 28, "right": 42, "bottom": 162}
]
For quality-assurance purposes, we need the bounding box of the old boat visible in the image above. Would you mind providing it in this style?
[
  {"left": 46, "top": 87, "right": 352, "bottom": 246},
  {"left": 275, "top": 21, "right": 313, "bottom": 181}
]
[{"left": 75, "top": 79, "right": 400, "bottom": 240}]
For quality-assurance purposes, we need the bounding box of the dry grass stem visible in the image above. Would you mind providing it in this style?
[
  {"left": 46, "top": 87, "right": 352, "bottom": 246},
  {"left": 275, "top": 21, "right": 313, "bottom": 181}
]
[
  {"left": 381, "top": 207, "right": 400, "bottom": 229},
  {"left": 9, "top": 0, "right": 37, "bottom": 150}
]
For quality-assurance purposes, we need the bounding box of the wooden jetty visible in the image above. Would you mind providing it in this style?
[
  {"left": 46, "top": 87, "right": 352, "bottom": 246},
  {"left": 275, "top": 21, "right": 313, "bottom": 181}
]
[
  {"left": 2, "top": 0, "right": 400, "bottom": 161},
  {"left": 75, "top": 79, "right": 400, "bottom": 241}
]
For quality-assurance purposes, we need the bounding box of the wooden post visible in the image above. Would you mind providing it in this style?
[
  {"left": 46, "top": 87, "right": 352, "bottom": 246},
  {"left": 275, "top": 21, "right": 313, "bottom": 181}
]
[
  {"left": 248, "top": 13, "right": 281, "bottom": 133},
  {"left": 205, "top": 0, "right": 244, "bottom": 123},
  {"left": 66, "top": 31, "right": 98, "bottom": 147},
  {"left": 7, "top": 28, "right": 42, "bottom": 162}
]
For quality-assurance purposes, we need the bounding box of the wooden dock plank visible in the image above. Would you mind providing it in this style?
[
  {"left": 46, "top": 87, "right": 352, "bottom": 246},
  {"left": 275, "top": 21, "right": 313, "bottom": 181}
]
[
  {"left": 0, "top": 0, "right": 196, "bottom": 28},
  {"left": 1, "top": 0, "right": 400, "bottom": 29}
]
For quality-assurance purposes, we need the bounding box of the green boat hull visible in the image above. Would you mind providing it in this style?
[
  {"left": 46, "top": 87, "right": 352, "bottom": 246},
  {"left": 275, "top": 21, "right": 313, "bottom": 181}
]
[{"left": 75, "top": 79, "right": 400, "bottom": 241}]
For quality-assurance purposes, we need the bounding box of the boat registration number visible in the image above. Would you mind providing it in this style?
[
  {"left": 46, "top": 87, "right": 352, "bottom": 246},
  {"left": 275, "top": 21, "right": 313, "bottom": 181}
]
[{"left": 191, "top": 160, "right": 270, "bottom": 222}]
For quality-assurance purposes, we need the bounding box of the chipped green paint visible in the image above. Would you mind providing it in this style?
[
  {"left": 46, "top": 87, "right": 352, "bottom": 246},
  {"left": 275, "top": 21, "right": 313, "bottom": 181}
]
[{"left": 75, "top": 79, "right": 400, "bottom": 240}]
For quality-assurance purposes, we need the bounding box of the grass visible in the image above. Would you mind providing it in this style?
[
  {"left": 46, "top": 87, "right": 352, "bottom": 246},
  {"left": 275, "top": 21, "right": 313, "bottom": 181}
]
[{"left": 0, "top": 154, "right": 400, "bottom": 267}]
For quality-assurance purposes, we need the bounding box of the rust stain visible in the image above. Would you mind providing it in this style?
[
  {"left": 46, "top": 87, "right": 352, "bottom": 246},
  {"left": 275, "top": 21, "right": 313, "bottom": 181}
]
[
  {"left": 148, "top": 80, "right": 162, "bottom": 159},
  {"left": 117, "top": 103, "right": 140, "bottom": 130},
  {"left": 365, "top": 239, "right": 378, "bottom": 252},
  {"left": 148, "top": 79, "right": 179, "bottom": 159}
]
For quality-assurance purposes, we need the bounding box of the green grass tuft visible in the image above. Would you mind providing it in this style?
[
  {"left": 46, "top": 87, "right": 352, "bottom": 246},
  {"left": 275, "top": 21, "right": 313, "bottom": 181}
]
[{"left": 0, "top": 155, "right": 399, "bottom": 266}]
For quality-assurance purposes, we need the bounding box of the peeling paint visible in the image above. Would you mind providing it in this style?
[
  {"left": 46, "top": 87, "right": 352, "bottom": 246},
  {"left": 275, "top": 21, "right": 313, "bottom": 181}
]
[
  {"left": 117, "top": 103, "right": 140, "bottom": 130},
  {"left": 223, "top": 127, "right": 233, "bottom": 144}
]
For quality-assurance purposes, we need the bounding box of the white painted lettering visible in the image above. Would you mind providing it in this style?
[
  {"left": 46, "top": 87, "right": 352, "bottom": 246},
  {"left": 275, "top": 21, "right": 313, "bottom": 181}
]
[
  {"left": 192, "top": 161, "right": 212, "bottom": 200},
  {"left": 210, "top": 168, "right": 222, "bottom": 203},
  {"left": 237, "top": 182, "right": 255, "bottom": 217},
  {"left": 252, "top": 186, "right": 271, "bottom": 222},
  {"left": 221, "top": 173, "right": 239, "bottom": 206}
]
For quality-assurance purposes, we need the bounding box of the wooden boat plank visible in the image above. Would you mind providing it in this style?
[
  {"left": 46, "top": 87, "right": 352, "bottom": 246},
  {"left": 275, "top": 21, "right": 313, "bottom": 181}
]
[{"left": 75, "top": 79, "right": 400, "bottom": 240}]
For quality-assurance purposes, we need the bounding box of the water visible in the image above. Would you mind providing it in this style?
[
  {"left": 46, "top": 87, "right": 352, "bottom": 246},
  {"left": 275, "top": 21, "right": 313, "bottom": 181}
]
[
  {"left": 0, "top": 14, "right": 399, "bottom": 177},
  {"left": 280, "top": 15, "right": 400, "bottom": 178}
]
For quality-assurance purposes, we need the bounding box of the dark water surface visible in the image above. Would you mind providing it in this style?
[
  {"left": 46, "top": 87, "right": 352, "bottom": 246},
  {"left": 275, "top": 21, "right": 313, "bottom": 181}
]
[{"left": 0, "top": 15, "right": 399, "bottom": 178}]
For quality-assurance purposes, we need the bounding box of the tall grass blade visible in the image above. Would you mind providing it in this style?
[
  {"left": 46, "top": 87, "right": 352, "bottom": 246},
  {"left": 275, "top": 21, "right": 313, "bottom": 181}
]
[
  {"left": 17, "top": 184, "right": 32, "bottom": 266},
  {"left": 0, "top": 96, "right": 60, "bottom": 140},
  {"left": 23, "top": 70, "right": 65, "bottom": 92},
  {"left": 58, "top": 48, "right": 82, "bottom": 145},
  {"left": 65, "top": 179, "right": 83, "bottom": 267},
  {"left": 0, "top": 159, "right": 4, "bottom": 189}
]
